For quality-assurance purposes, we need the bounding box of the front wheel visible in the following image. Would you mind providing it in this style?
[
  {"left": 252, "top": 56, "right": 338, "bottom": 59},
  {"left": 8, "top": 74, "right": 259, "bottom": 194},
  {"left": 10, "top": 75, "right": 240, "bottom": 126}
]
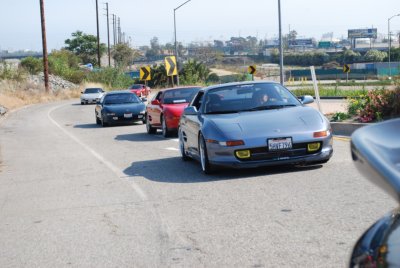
[
  {"left": 179, "top": 130, "right": 190, "bottom": 161},
  {"left": 161, "top": 115, "right": 171, "bottom": 138},
  {"left": 101, "top": 114, "right": 108, "bottom": 127},
  {"left": 199, "top": 134, "right": 214, "bottom": 174},
  {"left": 146, "top": 114, "right": 156, "bottom": 134}
]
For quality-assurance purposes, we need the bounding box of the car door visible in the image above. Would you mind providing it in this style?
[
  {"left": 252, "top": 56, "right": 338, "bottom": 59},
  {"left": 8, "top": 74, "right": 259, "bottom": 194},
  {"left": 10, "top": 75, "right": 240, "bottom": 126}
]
[
  {"left": 183, "top": 91, "right": 204, "bottom": 155},
  {"left": 147, "top": 91, "right": 162, "bottom": 127}
]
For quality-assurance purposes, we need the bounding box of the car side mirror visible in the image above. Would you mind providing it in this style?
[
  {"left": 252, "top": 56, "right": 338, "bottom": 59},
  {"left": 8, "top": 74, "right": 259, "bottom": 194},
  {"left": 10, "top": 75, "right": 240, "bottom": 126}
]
[
  {"left": 299, "top": 95, "right": 314, "bottom": 105},
  {"left": 151, "top": 99, "right": 160, "bottom": 105},
  {"left": 351, "top": 118, "right": 400, "bottom": 202},
  {"left": 141, "top": 97, "right": 147, "bottom": 102},
  {"left": 184, "top": 106, "right": 198, "bottom": 115}
]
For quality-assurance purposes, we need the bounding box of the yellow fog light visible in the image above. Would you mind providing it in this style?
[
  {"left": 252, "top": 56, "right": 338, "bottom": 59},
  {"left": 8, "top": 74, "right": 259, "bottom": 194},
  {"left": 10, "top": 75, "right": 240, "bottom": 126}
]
[
  {"left": 235, "top": 150, "right": 251, "bottom": 159},
  {"left": 307, "top": 142, "right": 321, "bottom": 152}
]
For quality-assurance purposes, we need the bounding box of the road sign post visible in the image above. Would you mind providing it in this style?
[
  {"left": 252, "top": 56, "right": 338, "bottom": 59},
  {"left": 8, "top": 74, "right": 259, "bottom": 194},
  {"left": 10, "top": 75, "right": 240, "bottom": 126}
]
[
  {"left": 343, "top": 64, "right": 350, "bottom": 82},
  {"left": 140, "top": 66, "right": 151, "bottom": 81},
  {"left": 248, "top": 65, "right": 256, "bottom": 81},
  {"left": 165, "top": 56, "right": 178, "bottom": 87}
]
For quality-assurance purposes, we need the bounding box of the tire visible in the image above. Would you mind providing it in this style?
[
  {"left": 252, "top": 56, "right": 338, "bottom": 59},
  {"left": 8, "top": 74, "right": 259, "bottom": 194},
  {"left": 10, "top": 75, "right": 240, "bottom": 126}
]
[
  {"left": 179, "top": 129, "right": 190, "bottom": 161},
  {"left": 146, "top": 114, "right": 156, "bottom": 134},
  {"left": 101, "top": 114, "right": 108, "bottom": 127},
  {"left": 96, "top": 114, "right": 101, "bottom": 125},
  {"left": 81, "top": 101, "right": 84, "bottom": 105},
  {"left": 199, "top": 134, "right": 214, "bottom": 174},
  {"left": 161, "top": 115, "right": 170, "bottom": 138}
]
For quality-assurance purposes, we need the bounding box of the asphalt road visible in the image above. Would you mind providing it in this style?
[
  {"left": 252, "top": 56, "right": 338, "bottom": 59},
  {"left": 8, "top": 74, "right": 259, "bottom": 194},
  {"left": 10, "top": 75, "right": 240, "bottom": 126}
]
[{"left": 0, "top": 100, "right": 396, "bottom": 267}]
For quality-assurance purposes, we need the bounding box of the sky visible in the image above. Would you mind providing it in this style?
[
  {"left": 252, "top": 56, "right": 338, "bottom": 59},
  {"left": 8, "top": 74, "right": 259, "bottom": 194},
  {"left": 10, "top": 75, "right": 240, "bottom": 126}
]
[{"left": 1, "top": 0, "right": 400, "bottom": 52}]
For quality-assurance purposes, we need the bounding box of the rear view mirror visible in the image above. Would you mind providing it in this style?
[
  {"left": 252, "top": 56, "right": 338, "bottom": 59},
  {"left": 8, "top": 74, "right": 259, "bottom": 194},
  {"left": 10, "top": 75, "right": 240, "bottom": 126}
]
[
  {"left": 151, "top": 99, "right": 160, "bottom": 105},
  {"left": 351, "top": 118, "right": 400, "bottom": 201},
  {"left": 299, "top": 95, "right": 314, "bottom": 105},
  {"left": 350, "top": 118, "right": 400, "bottom": 267},
  {"left": 183, "top": 106, "right": 198, "bottom": 115}
]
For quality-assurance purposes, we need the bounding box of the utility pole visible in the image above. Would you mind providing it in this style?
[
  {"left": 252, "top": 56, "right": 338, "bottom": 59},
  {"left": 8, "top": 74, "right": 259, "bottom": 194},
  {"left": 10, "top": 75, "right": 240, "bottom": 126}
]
[
  {"left": 105, "top": 3, "right": 111, "bottom": 67},
  {"left": 95, "top": 0, "right": 101, "bottom": 67},
  {"left": 112, "top": 14, "right": 116, "bottom": 46},
  {"left": 118, "top": 17, "right": 121, "bottom": 44},
  {"left": 39, "top": 0, "right": 50, "bottom": 93}
]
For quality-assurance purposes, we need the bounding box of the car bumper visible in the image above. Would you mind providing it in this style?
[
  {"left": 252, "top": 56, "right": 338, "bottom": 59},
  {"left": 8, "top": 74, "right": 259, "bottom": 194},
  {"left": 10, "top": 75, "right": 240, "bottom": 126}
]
[
  {"left": 104, "top": 114, "right": 145, "bottom": 123},
  {"left": 209, "top": 147, "right": 333, "bottom": 168},
  {"left": 81, "top": 98, "right": 100, "bottom": 103}
]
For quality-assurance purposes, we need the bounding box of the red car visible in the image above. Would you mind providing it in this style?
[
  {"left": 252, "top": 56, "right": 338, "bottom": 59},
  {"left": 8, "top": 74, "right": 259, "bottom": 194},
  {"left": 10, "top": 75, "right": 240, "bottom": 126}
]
[
  {"left": 129, "top": 84, "right": 151, "bottom": 97},
  {"left": 146, "top": 86, "right": 201, "bottom": 137}
]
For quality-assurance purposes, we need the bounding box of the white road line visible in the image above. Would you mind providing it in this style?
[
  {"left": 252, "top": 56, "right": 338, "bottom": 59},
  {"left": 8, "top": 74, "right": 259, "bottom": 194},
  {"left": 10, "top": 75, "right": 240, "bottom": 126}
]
[
  {"left": 165, "top": 147, "right": 179, "bottom": 151},
  {"left": 47, "top": 104, "right": 148, "bottom": 201}
]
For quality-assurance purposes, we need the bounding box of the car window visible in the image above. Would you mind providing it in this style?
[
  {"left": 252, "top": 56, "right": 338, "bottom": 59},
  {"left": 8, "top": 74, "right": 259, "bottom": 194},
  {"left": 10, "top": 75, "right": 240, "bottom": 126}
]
[
  {"left": 162, "top": 87, "right": 201, "bottom": 104},
  {"left": 191, "top": 91, "right": 204, "bottom": 110},
  {"left": 104, "top": 93, "right": 140, "bottom": 104},
  {"left": 84, "top": 88, "right": 103, "bottom": 94},
  {"left": 204, "top": 83, "right": 300, "bottom": 114},
  {"left": 130, "top": 84, "right": 143, "bottom": 89}
]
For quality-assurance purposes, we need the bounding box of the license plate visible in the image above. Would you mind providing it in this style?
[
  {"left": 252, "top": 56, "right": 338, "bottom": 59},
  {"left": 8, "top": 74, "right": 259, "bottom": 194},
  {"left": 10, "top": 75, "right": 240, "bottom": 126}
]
[
  {"left": 112, "top": 117, "right": 118, "bottom": 120},
  {"left": 124, "top": 113, "right": 133, "bottom": 118},
  {"left": 268, "top": 137, "right": 292, "bottom": 151},
  {"left": 138, "top": 114, "right": 143, "bottom": 118}
]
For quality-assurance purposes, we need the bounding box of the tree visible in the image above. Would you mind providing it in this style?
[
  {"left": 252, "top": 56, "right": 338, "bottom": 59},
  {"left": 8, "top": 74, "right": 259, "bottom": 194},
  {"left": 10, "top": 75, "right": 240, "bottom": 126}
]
[
  {"left": 146, "top": 37, "right": 161, "bottom": 59},
  {"left": 64, "top": 31, "right": 106, "bottom": 65},
  {"left": 112, "top": 43, "right": 134, "bottom": 67},
  {"left": 364, "top": 50, "right": 387, "bottom": 62}
]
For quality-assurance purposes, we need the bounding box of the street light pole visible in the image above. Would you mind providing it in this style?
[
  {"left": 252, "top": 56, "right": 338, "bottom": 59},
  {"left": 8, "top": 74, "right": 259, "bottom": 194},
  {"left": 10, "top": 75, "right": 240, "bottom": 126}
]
[
  {"left": 278, "top": 0, "right": 284, "bottom": 85},
  {"left": 174, "top": 0, "right": 192, "bottom": 86},
  {"left": 388, "top": 14, "right": 400, "bottom": 78},
  {"left": 95, "top": 0, "right": 101, "bottom": 67}
]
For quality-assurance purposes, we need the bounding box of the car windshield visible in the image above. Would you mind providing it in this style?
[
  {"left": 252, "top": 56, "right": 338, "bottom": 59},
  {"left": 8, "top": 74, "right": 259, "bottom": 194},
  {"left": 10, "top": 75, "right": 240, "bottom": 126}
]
[
  {"left": 163, "top": 87, "right": 201, "bottom": 104},
  {"left": 203, "top": 83, "right": 301, "bottom": 114},
  {"left": 104, "top": 93, "right": 140, "bottom": 105},
  {"left": 84, "top": 88, "right": 102, "bottom": 94},
  {"left": 130, "top": 84, "right": 143, "bottom": 89}
]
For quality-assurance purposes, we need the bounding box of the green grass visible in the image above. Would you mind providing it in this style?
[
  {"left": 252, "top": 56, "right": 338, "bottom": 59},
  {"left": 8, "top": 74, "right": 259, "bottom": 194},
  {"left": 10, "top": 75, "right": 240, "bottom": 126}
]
[{"left": 290, "top": 88, "right": 370, "bottom": 97}]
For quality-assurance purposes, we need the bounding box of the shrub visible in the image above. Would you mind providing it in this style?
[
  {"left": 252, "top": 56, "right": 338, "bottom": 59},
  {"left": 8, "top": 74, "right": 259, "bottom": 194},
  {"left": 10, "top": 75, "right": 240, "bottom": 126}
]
[
  {"left": 20, "top": 57, "right": 42, "bottom": 74},
  {"left": 347, "top": 89, "right": 400, "bottom": 122}
]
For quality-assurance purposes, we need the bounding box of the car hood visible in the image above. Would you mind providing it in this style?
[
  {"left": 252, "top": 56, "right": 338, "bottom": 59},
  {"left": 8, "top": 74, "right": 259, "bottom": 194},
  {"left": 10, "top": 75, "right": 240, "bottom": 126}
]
[
  {"left": 204, "top": 106, "right": 327, "bottom": 140},
  {"left": 104, "top": 103, "right": 145, "bottom": 114}
]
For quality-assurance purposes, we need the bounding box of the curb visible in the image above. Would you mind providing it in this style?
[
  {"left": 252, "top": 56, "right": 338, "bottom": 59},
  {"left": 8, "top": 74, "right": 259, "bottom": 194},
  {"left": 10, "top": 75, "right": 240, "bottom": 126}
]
[{"left": 330, "top": 122, "right": 369, "bottom": 137}]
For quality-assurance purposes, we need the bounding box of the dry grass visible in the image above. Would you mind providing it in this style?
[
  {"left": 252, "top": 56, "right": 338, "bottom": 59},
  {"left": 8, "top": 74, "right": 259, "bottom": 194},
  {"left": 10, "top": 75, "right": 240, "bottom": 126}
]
[{"left": 0, "top": 80, "right": 105, "bottom": 111}]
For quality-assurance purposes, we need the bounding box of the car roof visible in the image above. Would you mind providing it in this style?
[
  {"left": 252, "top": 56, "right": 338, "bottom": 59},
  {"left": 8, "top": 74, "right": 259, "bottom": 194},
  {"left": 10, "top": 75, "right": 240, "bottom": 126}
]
[
  {"left": 159, "top": 86, "right": 202, "bottom": 92},
  {"left": 201, "top": 81, "right": 280, "bottom": 93},
  {"left": 104, "top": 90, "right": 134, "bottom": 95}
]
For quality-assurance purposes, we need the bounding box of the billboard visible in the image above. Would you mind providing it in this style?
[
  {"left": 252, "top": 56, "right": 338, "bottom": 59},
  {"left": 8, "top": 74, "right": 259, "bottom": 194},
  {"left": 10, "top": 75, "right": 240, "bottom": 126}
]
[
  {"left": 348, "top": 28, "right": 377, "bottom": 39},
  {"left": 288, "top": 38, "right": 314, "bottom": 47}
]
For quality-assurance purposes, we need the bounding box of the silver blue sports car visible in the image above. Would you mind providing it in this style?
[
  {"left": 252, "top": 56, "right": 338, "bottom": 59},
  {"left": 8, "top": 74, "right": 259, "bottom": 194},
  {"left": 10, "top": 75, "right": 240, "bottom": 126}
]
[{"left": 179, "top": 81, "right": 333, "bottom": 174}]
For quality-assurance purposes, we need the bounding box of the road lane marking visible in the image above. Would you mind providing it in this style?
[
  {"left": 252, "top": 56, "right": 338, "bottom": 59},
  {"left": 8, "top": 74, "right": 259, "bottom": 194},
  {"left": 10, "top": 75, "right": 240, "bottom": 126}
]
[
  {"left": 333, "top": 136, "right": 351, "bottom": 142},
  {"left": 47, "top": 104, "right": 148, "bottom": 201},
  {"left": 165, "top": 147, "right": 179, "bottom": 151}
]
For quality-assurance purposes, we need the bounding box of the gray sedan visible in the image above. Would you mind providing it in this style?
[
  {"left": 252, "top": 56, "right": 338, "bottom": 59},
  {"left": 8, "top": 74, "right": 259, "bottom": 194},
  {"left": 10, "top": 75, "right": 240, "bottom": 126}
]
[{"left": 179, "top": 81, "right": 333, "bottom": 174}]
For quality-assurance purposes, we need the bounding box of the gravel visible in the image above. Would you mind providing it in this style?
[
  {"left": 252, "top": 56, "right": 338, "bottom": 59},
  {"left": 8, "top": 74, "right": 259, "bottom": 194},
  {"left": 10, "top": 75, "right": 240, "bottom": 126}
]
[{"left": 27, "top": 73, "right": 78, "bottom": 91}]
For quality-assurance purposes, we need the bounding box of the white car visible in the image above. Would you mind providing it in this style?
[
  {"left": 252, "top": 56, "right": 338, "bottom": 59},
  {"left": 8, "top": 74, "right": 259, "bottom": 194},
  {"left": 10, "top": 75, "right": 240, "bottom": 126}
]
[{"left": 80, "top": 88, "right": 105, "bottom": 105}]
